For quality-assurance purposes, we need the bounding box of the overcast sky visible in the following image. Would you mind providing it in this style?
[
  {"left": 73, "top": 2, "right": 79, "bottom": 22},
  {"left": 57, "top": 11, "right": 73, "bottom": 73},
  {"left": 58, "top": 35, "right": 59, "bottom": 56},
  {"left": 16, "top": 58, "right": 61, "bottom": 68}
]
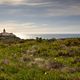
[{"left": 0, "top": 0, "right": 80, "bottom": 38}]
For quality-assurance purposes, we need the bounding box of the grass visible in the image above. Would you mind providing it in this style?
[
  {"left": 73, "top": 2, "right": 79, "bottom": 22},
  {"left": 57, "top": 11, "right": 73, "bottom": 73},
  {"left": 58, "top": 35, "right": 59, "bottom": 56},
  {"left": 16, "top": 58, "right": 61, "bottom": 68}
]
[{"left": 0, "top": 38, "right": 80, "bottom": 80}]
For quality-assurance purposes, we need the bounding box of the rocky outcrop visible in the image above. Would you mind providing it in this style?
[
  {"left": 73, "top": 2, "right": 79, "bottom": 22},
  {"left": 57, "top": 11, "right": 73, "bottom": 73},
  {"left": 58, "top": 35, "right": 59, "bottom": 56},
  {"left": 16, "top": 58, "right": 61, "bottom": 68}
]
[{"left": 0, "top": 29, "right": 21, "bottom": 43}]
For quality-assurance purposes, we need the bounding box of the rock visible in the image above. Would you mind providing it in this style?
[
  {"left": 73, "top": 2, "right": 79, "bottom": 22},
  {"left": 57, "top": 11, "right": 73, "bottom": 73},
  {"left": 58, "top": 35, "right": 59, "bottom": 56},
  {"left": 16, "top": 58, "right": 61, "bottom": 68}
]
[
  {"left": 72, "top": 58, "right": 80, "bottom": 64},
  {"left": 62, "top": 67, "right": 80, "bottom": 73},
  {"left": 31, "top": 45, "right": 38, "bottom": 49},
  {"left": 60, "top": 45, "right": 68, "bottom": 49},
  {"left": 28, "top": 58, "right": 45, "bottom": 68},
  {"left": 46, "top": 61, "right": 64, "bottom": 70},
  {"left": 75, "top": 67, "right": 80, "bottom": 72},
  {"left": 20, "top": 56, "right": 33, "bottom": 62},
  {"left": 68, "top": 50, "right": 76, "bottom": 56},
  {"left": 2, "top": 59, "right": 9, "bottom": 65},
  {"left": 34, "top": 58, "right": 45, "bottom": 67},
  {"left": 61, "top": 67, "right": 70, "bottom": 73},
  {"left": 73, "top": 78, "right": 80, "bottom": 80},
  {"left": 0, "top": 66, "right": 4, "bottom": 71}
]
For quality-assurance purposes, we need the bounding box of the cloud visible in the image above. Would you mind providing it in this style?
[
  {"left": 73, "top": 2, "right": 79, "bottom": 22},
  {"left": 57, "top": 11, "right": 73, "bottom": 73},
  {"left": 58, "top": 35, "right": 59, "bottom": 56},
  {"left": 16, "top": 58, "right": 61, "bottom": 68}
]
[
  {"left": 0, "top": 21, "right": 49, "bottom": 34},
  {"left": 0, "top": 21, "right": 37, "bottom": 30},
  {"left": 0, "top": 0, "right": 79, "bottom": 5},
  {"left": 0, "top": 21, "right": 80, "bottom": 33},
  {"left": 45, "top": 5, "right": 80, "bottom": 16},
  {"left": 0, "top": 0, "right": 53, "bottom": 5},
  {"left": 0, "top": 0, "right": 24, "bottom": 4},
  {"left": 0, "top": 0, "right": 80, "bottom": 16}
]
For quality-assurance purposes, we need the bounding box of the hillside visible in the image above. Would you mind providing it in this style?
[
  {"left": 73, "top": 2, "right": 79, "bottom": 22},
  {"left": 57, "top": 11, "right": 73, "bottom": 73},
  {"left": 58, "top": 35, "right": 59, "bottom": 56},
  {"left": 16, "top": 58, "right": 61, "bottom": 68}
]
[
  {"left": 0, "top": 38, "right": 80, "bottom": 80},
  {"left": 0, "top": 35, "right": 21, "bottom": 43},
  {"left": 0, "top": 29, "right": 21, "bottom": 43}
]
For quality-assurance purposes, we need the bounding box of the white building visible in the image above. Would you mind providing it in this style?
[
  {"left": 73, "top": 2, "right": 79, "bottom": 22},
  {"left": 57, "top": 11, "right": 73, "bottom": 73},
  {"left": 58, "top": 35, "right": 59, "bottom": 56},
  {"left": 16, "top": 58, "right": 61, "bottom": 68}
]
[{"left": 0, "top": 29, "right": 15, "bottom": 37}]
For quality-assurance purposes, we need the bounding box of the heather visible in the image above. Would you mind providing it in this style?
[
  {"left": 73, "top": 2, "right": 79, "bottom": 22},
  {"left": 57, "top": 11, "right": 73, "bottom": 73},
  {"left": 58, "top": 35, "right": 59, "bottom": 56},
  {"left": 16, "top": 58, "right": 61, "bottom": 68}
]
[{"left": 0, "top": 37, "right": 80, "bottom": 80}]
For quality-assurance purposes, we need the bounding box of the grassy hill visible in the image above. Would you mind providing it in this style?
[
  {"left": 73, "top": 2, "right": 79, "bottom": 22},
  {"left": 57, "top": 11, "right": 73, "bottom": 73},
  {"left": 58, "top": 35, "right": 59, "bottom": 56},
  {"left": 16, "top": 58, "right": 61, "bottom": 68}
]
[{"left": 0, "top": 37, "right": 80, "bottom": 80}]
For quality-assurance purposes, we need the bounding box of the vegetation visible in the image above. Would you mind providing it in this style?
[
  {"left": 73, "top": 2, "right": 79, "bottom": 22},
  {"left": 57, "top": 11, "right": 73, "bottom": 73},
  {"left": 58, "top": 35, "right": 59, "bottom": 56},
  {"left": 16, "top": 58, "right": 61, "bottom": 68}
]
[{"left": 0, "top": 36, "right": 80, "bottom": 80}]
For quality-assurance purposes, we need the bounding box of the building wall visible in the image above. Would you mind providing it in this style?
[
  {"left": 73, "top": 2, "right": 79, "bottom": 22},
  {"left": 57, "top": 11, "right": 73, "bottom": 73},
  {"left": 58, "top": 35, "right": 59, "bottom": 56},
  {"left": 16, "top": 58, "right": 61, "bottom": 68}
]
[{"left": 0, "top": 32, "right": 15, "bottom": 36}]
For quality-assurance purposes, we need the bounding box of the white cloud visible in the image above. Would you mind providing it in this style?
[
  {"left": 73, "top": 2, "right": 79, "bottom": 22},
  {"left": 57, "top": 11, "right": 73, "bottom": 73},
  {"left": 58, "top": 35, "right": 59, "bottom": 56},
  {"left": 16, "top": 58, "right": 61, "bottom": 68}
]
[
  {"left": 0, "top": 21, "right": 80, "bottom": 33},
  {"left": 0, "top": 0, "right": 51, "bottom": 5},
  {"left": 0, "top": 0, "right": 24, "bottom": 4},
  {"left": 45, "top": 4, "right": 80, "bottom": 16},
  {"left": 0, "top": 21, "right": 29, "bottom": 32},
  {"left": 0, "top": 0, "right": 80, "bottom": 16},
  {"left": 0, "top": 21, "right": 50, "bottom": 34}
]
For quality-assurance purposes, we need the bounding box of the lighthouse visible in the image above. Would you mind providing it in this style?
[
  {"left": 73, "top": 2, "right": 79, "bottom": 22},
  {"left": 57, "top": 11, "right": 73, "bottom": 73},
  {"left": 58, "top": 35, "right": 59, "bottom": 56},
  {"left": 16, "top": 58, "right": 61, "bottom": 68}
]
[
  {"left": 0, "top": 29, "right": 15, "bottom": 36},
  {"left": 3, "top": 29, "right": 6, "bottom": 33}
]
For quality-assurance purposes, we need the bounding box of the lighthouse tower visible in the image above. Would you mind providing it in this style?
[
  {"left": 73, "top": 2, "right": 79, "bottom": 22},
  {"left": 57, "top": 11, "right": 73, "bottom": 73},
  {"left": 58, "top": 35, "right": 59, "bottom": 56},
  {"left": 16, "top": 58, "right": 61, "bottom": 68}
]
[{"left": 3, "top": 29, "right": 6, "bottom": 33}]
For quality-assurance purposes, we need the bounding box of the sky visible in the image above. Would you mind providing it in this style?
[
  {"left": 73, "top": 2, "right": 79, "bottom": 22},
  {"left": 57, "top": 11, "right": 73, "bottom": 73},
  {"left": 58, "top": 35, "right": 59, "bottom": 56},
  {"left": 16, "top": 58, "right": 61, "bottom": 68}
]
[{"left": 0, "top": 0, "right": 80, "bottom": 38}]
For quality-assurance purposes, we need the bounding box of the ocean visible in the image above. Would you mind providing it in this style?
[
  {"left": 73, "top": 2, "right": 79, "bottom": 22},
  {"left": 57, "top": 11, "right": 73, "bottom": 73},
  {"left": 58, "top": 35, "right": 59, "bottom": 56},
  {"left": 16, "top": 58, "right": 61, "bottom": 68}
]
[{"left": 26, "top": 34, "right": 80, "bottom": 39}]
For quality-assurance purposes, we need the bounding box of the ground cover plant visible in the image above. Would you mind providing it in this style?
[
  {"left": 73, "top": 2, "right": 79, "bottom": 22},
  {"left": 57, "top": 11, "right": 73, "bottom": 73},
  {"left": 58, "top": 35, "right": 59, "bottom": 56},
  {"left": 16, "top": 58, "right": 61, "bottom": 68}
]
[{"left": 0, "top": 37, "right": 80, "bottom": 80}]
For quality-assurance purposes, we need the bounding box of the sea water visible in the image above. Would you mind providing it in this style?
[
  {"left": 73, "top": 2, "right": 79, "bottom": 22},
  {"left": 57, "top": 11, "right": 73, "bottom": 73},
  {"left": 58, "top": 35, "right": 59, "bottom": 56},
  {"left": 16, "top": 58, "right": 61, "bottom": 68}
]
[{"left": 26, "top": 34, "right": 80, "bottom": 39}]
